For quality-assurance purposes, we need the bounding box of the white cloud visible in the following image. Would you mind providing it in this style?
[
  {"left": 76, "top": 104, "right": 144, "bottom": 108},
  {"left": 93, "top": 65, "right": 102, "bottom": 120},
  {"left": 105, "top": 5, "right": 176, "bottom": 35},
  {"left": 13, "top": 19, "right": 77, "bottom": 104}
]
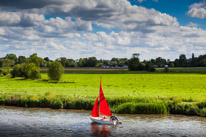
[
  {"left": 187, "top": 1, "right": 206, "bottom": 18},
  {"left": 0, "top": 27, "right": 5, "bottom": 35},
  {"left": 21, "top": 0, "right": 178, "bottom": 32},
  {"left": 0, "top": 0, "right": 205, "bottom": 60},
  {"left": 2, "top": 24, "right": 206, "bottom": 60},
  {"left": 0, "top": 12, "right": 46, "bottom": 27},
  {"left": 187, "top": 22, "right": 198, "bottom": 27},
  {"left": 0, "top": 0, "right": 179, "bottom": 34},
  {"left": 0, "top": 12, "right": 21, "bottom": 26},
  {"left": 137, "top": 0, "right": 158, "bottom": 3},
  {"left": 138, "top": 0, "right": 145, "bottom": 3}
]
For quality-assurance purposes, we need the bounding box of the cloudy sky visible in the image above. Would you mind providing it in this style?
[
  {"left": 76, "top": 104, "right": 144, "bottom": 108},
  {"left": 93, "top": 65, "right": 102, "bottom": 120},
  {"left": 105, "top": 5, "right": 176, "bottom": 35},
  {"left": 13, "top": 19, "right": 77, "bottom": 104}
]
[{"left": 0, "top": 0, "right": 206, "bottom": 60}]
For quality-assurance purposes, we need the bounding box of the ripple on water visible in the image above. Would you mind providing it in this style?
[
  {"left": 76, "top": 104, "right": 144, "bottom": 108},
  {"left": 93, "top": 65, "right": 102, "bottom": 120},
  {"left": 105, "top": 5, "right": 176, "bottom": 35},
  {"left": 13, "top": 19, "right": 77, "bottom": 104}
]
[{"left": 0, "top": 107, "right": 206, "bottom": 137}]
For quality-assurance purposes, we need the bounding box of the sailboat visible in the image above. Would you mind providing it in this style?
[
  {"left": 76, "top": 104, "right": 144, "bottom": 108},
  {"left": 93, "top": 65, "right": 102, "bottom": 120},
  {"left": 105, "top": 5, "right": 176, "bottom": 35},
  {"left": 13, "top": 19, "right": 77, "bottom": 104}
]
[{"left": 90, "top": 79, "right": 120, "bottom": 125}]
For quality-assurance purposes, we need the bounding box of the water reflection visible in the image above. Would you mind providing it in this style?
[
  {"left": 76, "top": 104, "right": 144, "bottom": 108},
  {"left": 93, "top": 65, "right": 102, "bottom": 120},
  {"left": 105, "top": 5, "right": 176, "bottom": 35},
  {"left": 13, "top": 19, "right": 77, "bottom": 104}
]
[
  {"left": 90, "top": 123, "right": 112, "bottom": 137},
  {"left": 0, "top": 106, "right": 206, "bottom": 137}
]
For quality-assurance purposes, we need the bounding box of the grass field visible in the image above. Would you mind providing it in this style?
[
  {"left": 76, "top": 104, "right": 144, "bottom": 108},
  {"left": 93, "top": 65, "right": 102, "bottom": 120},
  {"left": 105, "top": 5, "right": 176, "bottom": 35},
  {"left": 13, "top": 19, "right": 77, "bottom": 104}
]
[
  {"left": 0, "top": 73, "right": 206, "bottom": 101},
  {"left": 1, "top": 72, "right": 206, "bottom": 116}
]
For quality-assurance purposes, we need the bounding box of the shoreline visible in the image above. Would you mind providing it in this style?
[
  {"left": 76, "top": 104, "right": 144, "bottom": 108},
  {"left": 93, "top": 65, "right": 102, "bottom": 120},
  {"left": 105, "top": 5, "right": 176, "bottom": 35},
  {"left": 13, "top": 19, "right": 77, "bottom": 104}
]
[
  {"left": 0, "top": 105, "right": 205, "bottom": 119},
  {"left": 0, "top": 94, "right": 206, "bottom": 117}
]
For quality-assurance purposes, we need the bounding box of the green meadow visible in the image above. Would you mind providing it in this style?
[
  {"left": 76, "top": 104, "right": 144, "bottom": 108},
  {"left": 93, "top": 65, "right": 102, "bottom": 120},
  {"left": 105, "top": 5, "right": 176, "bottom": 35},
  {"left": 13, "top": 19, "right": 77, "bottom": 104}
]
[
  {"left": 1, "top": 72, "right": 206, "bottom": 116},
  {"left": 1, "top": 73, "right": 206, "bottom": 100}
]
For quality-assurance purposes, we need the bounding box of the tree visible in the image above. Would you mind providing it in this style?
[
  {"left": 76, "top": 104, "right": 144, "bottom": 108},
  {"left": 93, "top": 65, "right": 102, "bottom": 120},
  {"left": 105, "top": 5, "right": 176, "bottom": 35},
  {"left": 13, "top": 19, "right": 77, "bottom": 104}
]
[
  {"left": 110, "top": 61, "right": 117, "bottom": 67},
  {"left": 5, "top": 54, "right": 17, "bottom": 64},
  {"left": 87, "top": 57, "right": 97, "bottom": 67},
  {"left": 40, "top": 59, "right": 48, "bottom": 67},
  {"left": 48, "top": 61, "right": 64, "bottom": 81},
  {"left": 77, "top": 58, "right": 88, "bottom": 67},
  {"left": 137, "top": 63, "right": 145, "bottom": 70},
  {"left": 2, "top": 59, "right": 14, "bottom": 75},
  {"left": 132, "top": 53, "right": 140, "bottom": 58},
  {"left": 174, "top": 59, "right": 179, "bottom": 67},
  {"left": 102, "top": 60, "right": 110, "bottom": 66},
  {"left": 170, "top": 63, "right": 175, "bottom": 68},
  {"left": 67, "top": 59, "right": 77, "bottom": 67},
  {"left": 197, "top": 55, "right": 206, "bottom": 67},
  {"left": 145, "top": 63, "right": 155, "bottom": 72},
  {"left": 44, "top": 57, "right": 50, "bottom": 62},
  {"left": 128, "top": 56, "right": 140, "bottom": 71},
  {"left": 29, "top": 53, "right": 42, "bottom": 66},
  {"left": 179, "top": 54, "right": 187, "bottom": 67},
  {"left": 155, "top": 57, "right": 166, "bottom": 67},
  {"left": 3, "top": 59, "right": 14, "bottom": 68},
  {"left": 96, "top": 62, "right": 103, "bottom": 67},
  {"left": 0, "top": 58, "right": 4, "bottom": 67},
  {"left": 119, "top": 58, "right": 128, "bottom": 66},
  {"left": 58, "top": 57, "right": 67, "bottom": 67},
  {"left": 17, "top": 56, "right": 27, "bottom": 64},
  {"left": 77, "top": 58, "right": 83, "bottom": 67}
]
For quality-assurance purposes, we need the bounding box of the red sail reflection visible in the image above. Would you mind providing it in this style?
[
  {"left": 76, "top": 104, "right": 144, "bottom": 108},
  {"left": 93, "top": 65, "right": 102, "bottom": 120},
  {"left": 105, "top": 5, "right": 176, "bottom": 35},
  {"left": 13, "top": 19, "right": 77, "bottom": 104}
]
[{"left": 90, "top": 123, "right": 111, "bottom": 137}]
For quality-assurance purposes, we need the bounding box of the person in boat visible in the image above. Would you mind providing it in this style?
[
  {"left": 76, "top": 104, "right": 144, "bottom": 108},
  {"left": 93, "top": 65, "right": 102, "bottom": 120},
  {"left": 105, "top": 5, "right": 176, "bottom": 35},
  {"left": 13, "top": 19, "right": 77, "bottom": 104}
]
[
  {"left": 110, "top": 115, "right": 118, "bottom": 121},
  {"left": 102, "top": 115, "right": 107, "bottom": 120}
]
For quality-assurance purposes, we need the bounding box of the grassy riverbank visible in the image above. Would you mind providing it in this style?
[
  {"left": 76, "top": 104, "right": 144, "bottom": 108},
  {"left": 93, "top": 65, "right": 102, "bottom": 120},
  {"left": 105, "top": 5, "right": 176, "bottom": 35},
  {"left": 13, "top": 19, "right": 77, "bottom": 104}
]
[
  {"left": 0, "top": 94, "right": 206, "bottom": 116},
  {"left": 0, "top": 73, "right": 206, "bottom": 116}
]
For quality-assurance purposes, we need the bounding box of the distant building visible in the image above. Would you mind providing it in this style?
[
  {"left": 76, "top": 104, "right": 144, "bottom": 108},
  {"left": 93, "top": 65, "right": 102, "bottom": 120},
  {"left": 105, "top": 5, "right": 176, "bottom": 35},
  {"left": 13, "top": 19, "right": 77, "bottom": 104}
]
[{"left": 123, "top": 65, "right": 128, "bottom": 68}]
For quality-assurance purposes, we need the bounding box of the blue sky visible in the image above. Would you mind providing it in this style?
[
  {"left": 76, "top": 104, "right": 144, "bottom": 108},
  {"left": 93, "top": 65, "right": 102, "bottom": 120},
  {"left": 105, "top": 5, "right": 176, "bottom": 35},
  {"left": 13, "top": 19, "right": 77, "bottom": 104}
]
[
  {"left": 132, "top": 0, "right": 206, "bottom": 29},
  {"left": 0, "top": 0, "right": 205, "bottom": 60}
]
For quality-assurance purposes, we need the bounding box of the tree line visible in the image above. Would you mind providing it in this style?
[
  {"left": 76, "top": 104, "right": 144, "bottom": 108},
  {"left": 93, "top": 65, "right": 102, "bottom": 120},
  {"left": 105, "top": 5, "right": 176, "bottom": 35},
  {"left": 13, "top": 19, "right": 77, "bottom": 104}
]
[
  {"left": 0, "top": 53, "right": 206, "bottom": 80},
  {"left": 0, "top": 53, "right": 206, "bottom": 69}
]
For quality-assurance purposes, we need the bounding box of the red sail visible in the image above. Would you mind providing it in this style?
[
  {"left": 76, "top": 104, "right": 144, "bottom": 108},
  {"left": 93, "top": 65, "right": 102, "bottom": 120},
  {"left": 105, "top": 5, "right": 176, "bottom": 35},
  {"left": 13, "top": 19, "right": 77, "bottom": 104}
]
[
  {"left": 99, "top": 80, "right": 112, "bottom": 116},
  {"left": 91, "top": 97, "right": 99, "bottom": 117}
]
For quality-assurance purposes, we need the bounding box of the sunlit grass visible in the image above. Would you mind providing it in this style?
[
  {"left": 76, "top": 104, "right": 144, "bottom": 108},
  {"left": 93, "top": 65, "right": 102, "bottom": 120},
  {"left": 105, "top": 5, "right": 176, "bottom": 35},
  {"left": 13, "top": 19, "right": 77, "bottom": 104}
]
[{"left": 0, "top": 73, "right": 206, "bottom": 101}]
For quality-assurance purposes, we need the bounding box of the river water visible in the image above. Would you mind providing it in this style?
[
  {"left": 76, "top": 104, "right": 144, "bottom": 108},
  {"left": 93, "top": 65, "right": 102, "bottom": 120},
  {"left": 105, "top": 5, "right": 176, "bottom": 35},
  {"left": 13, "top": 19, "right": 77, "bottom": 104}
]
[{"left": 0, "top": 106, "right": 206, "bottom": 137}]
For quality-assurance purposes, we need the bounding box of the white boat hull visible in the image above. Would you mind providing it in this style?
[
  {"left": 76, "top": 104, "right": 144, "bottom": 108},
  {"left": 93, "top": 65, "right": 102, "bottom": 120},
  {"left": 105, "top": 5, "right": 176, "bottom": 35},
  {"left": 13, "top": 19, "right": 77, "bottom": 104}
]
[{"left": 90, "top": 116, "right": 117, "bottom": 125}]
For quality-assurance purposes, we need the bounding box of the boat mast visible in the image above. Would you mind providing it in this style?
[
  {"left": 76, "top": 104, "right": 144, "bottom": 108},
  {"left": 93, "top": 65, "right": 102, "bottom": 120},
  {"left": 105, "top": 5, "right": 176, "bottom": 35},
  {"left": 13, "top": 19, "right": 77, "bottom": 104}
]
[{"left": 99, "top": 75, "right": 102, "bottom": 116}]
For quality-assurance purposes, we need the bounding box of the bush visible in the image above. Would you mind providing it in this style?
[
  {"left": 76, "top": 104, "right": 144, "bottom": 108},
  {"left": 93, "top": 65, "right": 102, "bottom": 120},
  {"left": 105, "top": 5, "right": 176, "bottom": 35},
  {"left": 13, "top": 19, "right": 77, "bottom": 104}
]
[
  {"left": 196, "top": 102, "right": 206, "bottom": 109},
  {"left": 63, "top": 98, "right": 93, "bottom": 110},
  {"left": 107, "top": 96, "right": 154, "bottom": 107},
  {"left": 27, "top": 96, "right": 39, "bottom": 107},
  {"left": 199, "top": 108, "right": 206, "bottom": 117},
  {"left": 39, "top": 97, "right": 52, "bottom": 108},
  {"left": 25, "top": 63, "right": 41, "bottom": 79},
  {"left": 52, "top": 99, "right": 63, "bottom": 109},
  {"left": 168, "top": 102, "right": 199, "bottom": 115},
  {"left": 10, "top": 64, "right": 25, "bottom": 78},
  {"left": 137, "top": 63, "right": 145, "bottom": 71},
  {"left": 11, "top": 64, "right": 21, "bottom": 77},
  {"left": 0, "top": 97, "right": 5, "bottom": 105},
  {"left": 145, "top": 63, "right": 156, "bottom": 72},
  {"left": 116, "top": 102, "right": 133, "bottom": 114},
  {"left": 117, "top": 102, "right": 167, "bottom": 114},
  {"left": 167, "top": 102, "right": 185, "bottom": 114},
  {"left": 10, "top": 63, "right": 41, "bottom": 79},
  {"left": 185, "top": 104, "right": 199, "bottom": 115},
  {"left": 29, "top": 66, "right": 41, "bottom": 79},
  {"left": 48, "top": 61, "right": 64, "bottom": 81},
  {"left": 2, "top": 69, "right": 9, "bottom": 76},
  {"left": 164, "top": 67, "right": 169, "bottom": 72}
]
